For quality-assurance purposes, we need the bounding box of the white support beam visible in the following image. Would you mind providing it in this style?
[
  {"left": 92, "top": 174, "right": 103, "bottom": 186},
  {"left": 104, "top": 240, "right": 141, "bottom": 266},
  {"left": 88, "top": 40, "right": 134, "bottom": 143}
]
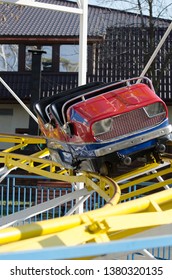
[
  {"left": 0, "top": 0, "right": 83, "bottom": 14},
  {"left": 79, "top": 0, "right": 88, "bottom": 85},
  {"left": 1, "top": 0, "right": 88, "bottom": 86}
]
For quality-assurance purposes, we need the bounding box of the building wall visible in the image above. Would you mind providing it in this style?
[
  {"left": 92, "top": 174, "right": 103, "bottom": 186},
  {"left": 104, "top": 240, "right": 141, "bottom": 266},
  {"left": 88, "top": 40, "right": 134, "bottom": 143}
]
[{"left": 0, "top": 103, "right": 30, "bottom": 150}]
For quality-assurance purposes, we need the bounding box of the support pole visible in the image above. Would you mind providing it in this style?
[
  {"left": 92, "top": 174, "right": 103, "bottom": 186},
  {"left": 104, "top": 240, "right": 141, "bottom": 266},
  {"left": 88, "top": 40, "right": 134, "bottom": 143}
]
[{"left": 78, "top": 0, "right": 88, "bottom": 86}]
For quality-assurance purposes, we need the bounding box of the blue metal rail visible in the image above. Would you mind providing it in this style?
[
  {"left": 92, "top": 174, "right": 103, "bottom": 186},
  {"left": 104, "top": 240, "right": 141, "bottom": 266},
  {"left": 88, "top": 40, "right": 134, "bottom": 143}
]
[{"left": 0, "top": 234, "right": 171, "bottom": 260}]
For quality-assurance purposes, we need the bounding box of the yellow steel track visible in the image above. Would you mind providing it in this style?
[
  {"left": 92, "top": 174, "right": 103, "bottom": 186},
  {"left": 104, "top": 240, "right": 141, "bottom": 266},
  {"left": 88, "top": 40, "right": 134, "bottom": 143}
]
[{"left": 0, "top": 133, "right": 172, "bottom": 257}]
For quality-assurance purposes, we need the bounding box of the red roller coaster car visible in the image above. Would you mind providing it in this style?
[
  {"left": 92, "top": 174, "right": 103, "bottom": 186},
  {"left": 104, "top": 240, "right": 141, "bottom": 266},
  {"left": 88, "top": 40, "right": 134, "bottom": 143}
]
[{"left": 34, "top": 77, "right": 172, "bottom": 176}]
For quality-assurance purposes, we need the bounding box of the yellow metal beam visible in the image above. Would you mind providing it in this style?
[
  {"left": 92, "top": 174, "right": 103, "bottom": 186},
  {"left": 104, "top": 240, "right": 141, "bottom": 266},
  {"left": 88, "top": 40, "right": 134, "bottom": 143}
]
[
  {"left": 119, "top": 164, "right": 172, "bottom": 190},
  {"left": 0, "top": 133, "right": 172, "bottom": 256},
  {"left": 0, "top": 152, "right": 120, "bottom": 201},
  {"left": 1, "top": 187, "right": 172, "bottom": 247},
  {"left": 0, "top": 133, "right": 46, "bottom": 153}
]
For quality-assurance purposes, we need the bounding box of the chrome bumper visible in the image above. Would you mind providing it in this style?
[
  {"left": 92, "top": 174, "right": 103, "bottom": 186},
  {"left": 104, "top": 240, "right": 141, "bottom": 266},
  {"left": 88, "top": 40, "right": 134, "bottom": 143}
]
[{"left": 95, "top": 125, "right": 172, "bottom": 157}]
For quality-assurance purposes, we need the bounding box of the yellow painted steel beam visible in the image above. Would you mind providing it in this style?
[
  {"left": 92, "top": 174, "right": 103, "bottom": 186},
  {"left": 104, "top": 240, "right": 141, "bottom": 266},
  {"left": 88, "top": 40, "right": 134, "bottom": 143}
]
[
  {"left": 0, "top": 150, "right": 170, "bottom": 188},
  {"left": 1, "top": 187, "right": 172, "bottom": 248},
  {"left": 120, "top": 178, "right": 172, "bottom": 201},
  {"left": 0, "top": 133, "right": 46, "bottom": 153},
  {"left": 0, "top": 136, "right": 171, "bottom": 209},
  {"left": 0, "top": 148, "right": 50, "bottom": 174},
  {"left": 0, "top": 133, "right": 46, "bottom": 144},
  {"left": 0, "top": 134, "right": 46, "bottom": 147},
  {"left": 0, "top": 133, "right": 172, "bottom": 255},
  {"left": 0, "top": 151, "right": 120, "bottom": 203},
  {"left": 114, "top": 161, "right": 168, "bottom": 183},
  {"left": 1, "top": 194, "right": 172, "bottom": 252},
  {"left": 118, "top": 161, "right": 172, "bottom": 201},
  {"left": 119, "top": 164, "right": 172, "bottom": 190}
]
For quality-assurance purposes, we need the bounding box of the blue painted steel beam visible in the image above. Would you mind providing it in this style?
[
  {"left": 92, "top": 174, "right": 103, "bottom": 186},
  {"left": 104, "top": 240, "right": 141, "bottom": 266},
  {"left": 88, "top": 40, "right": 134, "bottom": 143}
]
[{"left": 0, "top": 234, "right": 172, "bottom": 260}]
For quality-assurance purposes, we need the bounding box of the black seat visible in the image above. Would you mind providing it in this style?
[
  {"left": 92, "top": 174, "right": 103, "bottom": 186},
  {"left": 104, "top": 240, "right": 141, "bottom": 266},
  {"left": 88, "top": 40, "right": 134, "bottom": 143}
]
[
  {"left": 34, "top": 94, "right": 59, "bottom": 124},
  {"left": 34, "top": 80, "right": 125, "bottom": 126},
  {"left": 34, "top": 82, "right": 104, "bottom": 125}
]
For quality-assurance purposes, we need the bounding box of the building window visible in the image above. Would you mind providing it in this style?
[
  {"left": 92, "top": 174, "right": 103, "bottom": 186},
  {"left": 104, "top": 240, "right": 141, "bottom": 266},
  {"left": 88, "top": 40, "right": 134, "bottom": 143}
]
[
  {"left": 0, "top": 44, "right": 18, "bottom": 71},
  {"left": 25, "top": 46, "right": 52, "bottom": 71},
  {"left": 59, "top": 44, "right": 79, "bottom": 72},
  {"left": 42, "top": 46, "right": 53, "bottom": 71}
]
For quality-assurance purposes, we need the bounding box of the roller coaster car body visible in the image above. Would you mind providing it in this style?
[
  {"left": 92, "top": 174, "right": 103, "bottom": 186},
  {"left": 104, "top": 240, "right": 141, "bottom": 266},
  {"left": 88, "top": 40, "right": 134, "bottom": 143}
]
[{"left": 34, "top": 77, "right": 172, "bottom": 176}]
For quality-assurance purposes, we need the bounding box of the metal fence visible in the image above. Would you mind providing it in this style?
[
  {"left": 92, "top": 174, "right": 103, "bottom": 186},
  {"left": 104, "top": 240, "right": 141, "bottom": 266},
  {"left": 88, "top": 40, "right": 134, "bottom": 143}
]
[{"left": 0, "top": 174, "right": 105, "bottom": 223}]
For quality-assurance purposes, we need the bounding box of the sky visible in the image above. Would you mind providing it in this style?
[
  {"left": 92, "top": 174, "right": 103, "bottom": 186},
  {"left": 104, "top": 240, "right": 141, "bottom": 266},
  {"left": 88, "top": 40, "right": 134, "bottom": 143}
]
[{"left": 86, "top": 0, "right": 172, "bottom": 19}]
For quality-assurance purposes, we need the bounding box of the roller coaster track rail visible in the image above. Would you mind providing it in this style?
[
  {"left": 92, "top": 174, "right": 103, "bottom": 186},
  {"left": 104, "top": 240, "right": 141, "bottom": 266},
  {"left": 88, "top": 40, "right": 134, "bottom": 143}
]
[{"left": 0, "top": 133, "right": 172, "bottom": 259}]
